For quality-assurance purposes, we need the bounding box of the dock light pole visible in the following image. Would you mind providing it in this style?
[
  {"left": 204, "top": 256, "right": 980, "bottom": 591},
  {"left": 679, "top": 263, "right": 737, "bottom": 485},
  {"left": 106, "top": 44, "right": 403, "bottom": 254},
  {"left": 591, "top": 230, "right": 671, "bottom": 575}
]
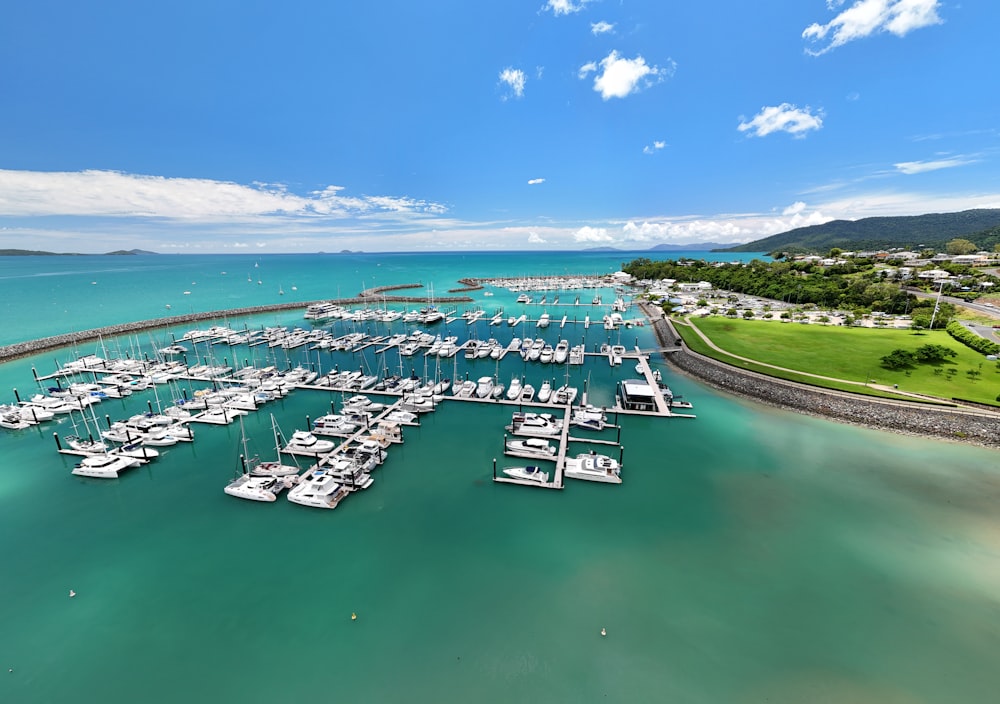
[{"left": 492, "top": 458, "right": 496, "bottom": 480}]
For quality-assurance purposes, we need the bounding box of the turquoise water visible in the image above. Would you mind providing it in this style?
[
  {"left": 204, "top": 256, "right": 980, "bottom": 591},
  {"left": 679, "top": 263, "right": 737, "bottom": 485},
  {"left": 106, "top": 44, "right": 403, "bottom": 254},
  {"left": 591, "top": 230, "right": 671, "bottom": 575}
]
[{"left": 1, "top": 253, "right": 999, "bottom": 703}]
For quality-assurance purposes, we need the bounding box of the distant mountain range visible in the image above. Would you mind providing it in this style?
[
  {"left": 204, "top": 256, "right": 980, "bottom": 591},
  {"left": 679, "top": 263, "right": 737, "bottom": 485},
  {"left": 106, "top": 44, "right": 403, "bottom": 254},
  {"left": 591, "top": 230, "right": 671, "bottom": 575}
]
[
  {"left": 584, "top": 242, "right": 732, "bottom": 253},
  {"left": 717, "top": 209, "right": 1000, "bottom": 255},
  {"left": 0, "top": 248, "right": 158, "bottom": 256}
]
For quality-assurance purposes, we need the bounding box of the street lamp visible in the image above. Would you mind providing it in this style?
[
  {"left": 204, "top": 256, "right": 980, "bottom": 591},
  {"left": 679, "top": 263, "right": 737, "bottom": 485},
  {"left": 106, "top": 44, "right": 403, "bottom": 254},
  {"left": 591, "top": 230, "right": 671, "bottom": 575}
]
[{"left": 929, "top": 279, "right": 946, "bottom": 330}]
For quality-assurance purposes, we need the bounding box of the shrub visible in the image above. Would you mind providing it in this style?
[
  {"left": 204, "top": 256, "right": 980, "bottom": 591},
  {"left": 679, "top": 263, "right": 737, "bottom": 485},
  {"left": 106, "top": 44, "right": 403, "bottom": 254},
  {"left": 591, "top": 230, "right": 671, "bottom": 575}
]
[{"left": 945, "top": 321, "right": 1000, "bottom": 355}]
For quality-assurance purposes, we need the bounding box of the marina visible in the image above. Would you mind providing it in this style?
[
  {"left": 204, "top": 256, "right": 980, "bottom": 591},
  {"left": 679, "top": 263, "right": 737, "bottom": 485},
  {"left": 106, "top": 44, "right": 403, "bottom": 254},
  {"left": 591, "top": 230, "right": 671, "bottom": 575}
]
[
  {"left": 6, "top": 278, "right": 687, "bottom": 519},
  {"left": 2, "top": 252, "right": 998, "bottom": 704}
]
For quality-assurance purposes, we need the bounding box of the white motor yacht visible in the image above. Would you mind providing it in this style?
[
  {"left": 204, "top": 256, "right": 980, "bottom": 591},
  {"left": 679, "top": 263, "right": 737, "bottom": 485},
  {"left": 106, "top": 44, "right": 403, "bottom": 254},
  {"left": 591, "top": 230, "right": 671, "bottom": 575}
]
[
  {"left": 342, "top": 395, "right": 384, "bottom": 414},
  {"left": 519, "top": 384, "right": 535, "bottom": 402},
  {"left": 571, "top": 405, "right": 607, "bottom": 431},
  {"left": 506, "top": 377, "right": 522, "bottom": 401},
  {"left": 475, "top": 376, "right": 494, "bottom": 399},
  {"left": 321, "top": 457, "right": 374, "bottom": 490},
  {"left": 505, "top": 437, "right": 557, "bottom": 458},
  {"left": 506, "top": 412, "right": 563, "bottom": 437},
  {"left": 537, "top": 313, "right": 550, "bottom": 328},
  {"left": 564, "top": 452, "right": 622, "bottom": 484},
  {"left": 537, "top": 381, "right": 552, "bottom": 403},
  {"left": 401, "top": 395, "right": 435, "bottom": 413},
  {"left": 312, "top": 414, "right": 359, "bottom": 437},
  {"left": 284, "top": 430, "right": 336, "bottom": 455},
  {"left": 384, "top": 409, "right": 418, "bottom": 425},
  {"left": 287, "top": 469, "right": 351, "bottom": 509},
  {"left": 502, "top": 465, "right": 550, "bottom": 483},
  {"left": 554, "top": 340, "right": 569, "bottom": 364}
]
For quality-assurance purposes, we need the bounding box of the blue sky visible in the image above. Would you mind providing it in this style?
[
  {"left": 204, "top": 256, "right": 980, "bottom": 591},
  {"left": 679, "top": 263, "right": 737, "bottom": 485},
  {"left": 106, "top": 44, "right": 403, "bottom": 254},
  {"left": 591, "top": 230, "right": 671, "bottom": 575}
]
[{"left": 1, "top": 0, "right": 997, "bottom": 253}]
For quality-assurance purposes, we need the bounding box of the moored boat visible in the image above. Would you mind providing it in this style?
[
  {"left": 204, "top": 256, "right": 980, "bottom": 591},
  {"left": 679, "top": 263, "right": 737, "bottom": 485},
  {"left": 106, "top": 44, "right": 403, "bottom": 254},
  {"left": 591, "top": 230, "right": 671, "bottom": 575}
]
[
  {"left": 502, "top": 465, "right": 550, "bottom": 483},
  {"left": 564, "top": 452, "right": 622, "bottom": 484}
]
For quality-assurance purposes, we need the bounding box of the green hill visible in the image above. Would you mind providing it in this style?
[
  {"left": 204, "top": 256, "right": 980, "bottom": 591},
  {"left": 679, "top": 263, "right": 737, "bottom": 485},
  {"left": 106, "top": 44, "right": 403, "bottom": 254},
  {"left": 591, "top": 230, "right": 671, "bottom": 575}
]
[{"left": 719, "top": 209, "right": 1000, "bottom": 255}]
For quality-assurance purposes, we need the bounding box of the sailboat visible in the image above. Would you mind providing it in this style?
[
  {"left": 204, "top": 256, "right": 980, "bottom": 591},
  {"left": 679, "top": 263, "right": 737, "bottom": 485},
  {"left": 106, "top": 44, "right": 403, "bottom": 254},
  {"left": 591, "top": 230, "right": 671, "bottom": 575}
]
[
  {"left": 224, "top": 417, "right": 299, "bottom": 502},
  {"left": 249, "top": 415, "right": 302, "bottom": 478}
]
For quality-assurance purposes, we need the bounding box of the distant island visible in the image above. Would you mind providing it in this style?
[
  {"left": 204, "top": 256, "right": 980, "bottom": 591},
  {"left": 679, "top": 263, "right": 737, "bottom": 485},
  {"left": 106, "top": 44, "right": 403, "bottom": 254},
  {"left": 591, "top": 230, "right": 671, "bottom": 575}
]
[
  {"left": 718, "top": 208, "right": 1000, "bottom": 255},
  {"left": 584, "top": 242, "right": 732, "bottom": 253},
  {"left": 0, "top": 248, "right": 158, "bottom": 256}
]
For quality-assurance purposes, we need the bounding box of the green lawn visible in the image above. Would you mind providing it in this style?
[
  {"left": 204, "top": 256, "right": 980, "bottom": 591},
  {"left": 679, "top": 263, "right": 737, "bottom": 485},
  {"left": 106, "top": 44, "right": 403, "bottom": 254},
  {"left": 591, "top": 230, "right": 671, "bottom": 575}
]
[{"left": 685, "top": 316, "right": 1000, "bottom": 405}]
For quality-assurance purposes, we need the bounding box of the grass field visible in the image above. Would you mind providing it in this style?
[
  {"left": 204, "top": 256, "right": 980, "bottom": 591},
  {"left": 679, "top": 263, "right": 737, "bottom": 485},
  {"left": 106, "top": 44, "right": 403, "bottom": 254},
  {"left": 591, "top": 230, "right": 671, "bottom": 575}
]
[{"left": 684, "top": 316, "right": 1000, "bottom": 405}]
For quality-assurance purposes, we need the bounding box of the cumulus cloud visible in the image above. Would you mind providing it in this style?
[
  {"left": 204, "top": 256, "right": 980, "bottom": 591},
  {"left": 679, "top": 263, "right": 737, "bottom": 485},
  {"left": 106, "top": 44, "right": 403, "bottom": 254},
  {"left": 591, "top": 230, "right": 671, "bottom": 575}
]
[
  {"left": 643, "top": 140, "right": 666, "bottom": 155},
  {"left": 527, "top": 231, "right": 547, "bottom": 244},
  {"left": 620, "top": 206, "right": 834, "bottom": 245},
  {"left": 591, "top": 21, "right": 614, "bottom": 35},
  {"left": 737, "top": 103, "right": 824, "bottom": 138},
  {"left": 543, "top": 0, "right": 592, "bottom": 16},
  {"left": 0, "top": 169, "right": 447, "bottom": 219},
  {"left": 498, "top": 67, "right": 526, "bottom": 100},
  {"left": 528, "top": 178, "right": 546, "bottom": 185},
  {"left": 581, "top": 50, "right": 675, "bottom": 100},
  {"left": 803, "top": 0, "right": 943, "bottom": 56},
  {"left": 893, "top": 157, "right": 974, "bottom": 174},
  {"left": 574, "top": 226, "right": 613, "bottom": 243}
]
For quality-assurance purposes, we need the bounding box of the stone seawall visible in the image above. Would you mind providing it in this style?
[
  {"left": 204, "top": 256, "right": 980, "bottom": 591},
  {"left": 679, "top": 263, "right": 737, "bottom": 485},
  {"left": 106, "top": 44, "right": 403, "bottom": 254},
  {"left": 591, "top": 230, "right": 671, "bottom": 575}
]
[
  {"left": 0, "top": 302, "right": 321, "bottom": 363},
  {"left": 636, "top": 302, "right": 1000, "bottom": 449}
]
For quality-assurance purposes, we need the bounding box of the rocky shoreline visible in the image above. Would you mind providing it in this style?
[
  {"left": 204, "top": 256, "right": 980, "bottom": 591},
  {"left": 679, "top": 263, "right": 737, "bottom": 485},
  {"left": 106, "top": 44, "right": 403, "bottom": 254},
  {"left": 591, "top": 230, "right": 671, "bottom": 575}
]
[{"left": 636, "top": 302, "right": 1000, "bottom": 449}]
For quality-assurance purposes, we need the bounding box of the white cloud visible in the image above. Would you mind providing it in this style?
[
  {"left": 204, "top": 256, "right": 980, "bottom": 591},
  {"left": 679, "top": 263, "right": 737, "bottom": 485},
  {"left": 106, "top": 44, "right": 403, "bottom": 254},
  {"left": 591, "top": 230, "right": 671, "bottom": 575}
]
[
  {"left": 498, "top": 67, "right": 526, "bottom": 100},
  {"left": 0, "top": 169, "right": 447, "bottom": 219},
  {"left": 591, "top": 21, "right": 614, "bottom": 35},
  {"left": 543, "top": 0, "right": 592, "bottom": 16},
  {"left": 528, "top": 178, "right": 546, "bottom": 185},
  {"left": 893, "top": 157, "right": 974, "bottom": 174},
  {"left": 738, "top": 103, "right": 824, "bottom": 138},
  {"left": 573, "top": 226, "right": 613, "bottom": 243},
  {"left": 527, "top": 231, "right": 547, "bottom": 244},
  {"left": 643, "top": 140, "right": 666, "bottom": 155},
  {"left": 620, "top": 206, "right": 834, "bottom": 245},
  {"left": 803, "top": 0, "right": 943, "bottom": 56},
  {"left": 582, "top": 50, "right": 675, "bottom": 101},
  {"left": 782, "top": 201, "right": 807, "bottom": 216}
]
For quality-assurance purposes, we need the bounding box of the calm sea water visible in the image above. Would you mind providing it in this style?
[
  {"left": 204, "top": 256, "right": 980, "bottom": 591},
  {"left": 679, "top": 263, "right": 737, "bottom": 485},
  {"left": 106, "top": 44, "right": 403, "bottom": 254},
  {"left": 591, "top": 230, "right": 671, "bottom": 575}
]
[{"left": 1, "top": 252, "right": 999, "bottom": 703}]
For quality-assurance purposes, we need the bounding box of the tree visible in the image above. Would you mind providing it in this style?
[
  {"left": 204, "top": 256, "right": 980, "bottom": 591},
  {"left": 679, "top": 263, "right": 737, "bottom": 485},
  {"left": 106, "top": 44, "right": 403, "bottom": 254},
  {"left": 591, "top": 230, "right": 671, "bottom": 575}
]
[
  {"left": 913, "top": 344, "right": 958, "bottom": 364},
  {"left": 742, "top": 309, "right": 754, "bottom": 319},
  {"left": 881, "top": 349, "right": 916, "bottom": 370},
  {"left": 946, "top": 238, "right": 978, "bottom": 255}
]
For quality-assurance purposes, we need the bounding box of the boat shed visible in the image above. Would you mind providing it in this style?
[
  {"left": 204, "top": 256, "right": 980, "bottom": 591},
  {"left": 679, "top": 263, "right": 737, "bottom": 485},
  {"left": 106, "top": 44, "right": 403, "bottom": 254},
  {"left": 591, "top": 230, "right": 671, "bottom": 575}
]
[{"left": 617, "top": 380, "right": 658, "bottom": 412}]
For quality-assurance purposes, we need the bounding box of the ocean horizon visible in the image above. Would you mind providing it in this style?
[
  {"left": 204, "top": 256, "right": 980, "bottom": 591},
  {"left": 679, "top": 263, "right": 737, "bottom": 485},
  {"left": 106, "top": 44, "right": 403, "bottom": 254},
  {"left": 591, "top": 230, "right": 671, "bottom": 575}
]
[{"left": 1, "top": 250, "right": 998, "bottom": 703}]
